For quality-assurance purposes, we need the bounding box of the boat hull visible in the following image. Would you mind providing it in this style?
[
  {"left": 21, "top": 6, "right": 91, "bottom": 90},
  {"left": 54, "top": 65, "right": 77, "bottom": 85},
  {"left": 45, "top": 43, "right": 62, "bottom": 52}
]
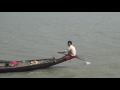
[{"left": 0, "top": 57, "right": 69, "bottom": 73}]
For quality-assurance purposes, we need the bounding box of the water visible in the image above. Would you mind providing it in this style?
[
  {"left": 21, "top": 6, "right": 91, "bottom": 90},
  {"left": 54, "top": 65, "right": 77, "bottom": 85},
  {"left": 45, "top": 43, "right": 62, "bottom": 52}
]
[{"left": 0, "top": 12, "right": 120, "bottom": 78}]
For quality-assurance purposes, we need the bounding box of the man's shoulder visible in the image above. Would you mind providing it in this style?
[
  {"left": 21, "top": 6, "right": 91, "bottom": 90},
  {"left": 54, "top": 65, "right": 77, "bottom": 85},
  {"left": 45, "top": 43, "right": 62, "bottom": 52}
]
[{"left": 71, "top": 45, "right": 75, "bottom": 48}]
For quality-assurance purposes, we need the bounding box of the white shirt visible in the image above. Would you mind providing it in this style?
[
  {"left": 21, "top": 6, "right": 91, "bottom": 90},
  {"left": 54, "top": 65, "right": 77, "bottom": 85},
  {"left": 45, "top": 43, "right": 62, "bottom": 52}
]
[{"left": 64, "top": 45, "right": 76, "bottom": 56}]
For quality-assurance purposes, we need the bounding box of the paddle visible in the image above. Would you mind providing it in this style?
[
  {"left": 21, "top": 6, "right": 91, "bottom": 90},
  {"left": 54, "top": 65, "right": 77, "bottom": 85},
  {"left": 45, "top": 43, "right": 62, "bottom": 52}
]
[
  {"left": 75, "top": 55, "right": 91, "bottom": 65},
  {"left": 57, "top": 52, "right": 91, "bottom": 65}
]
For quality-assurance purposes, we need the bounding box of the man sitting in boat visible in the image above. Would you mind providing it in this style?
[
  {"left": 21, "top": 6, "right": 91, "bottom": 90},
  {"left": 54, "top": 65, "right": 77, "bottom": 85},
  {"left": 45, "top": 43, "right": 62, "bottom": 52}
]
[{"left": 54, "top": 41, "right": 76, "bottom": 62}]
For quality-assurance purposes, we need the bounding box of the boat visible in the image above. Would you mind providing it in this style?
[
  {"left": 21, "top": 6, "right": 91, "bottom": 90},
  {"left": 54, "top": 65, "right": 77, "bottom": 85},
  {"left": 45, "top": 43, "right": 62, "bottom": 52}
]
[{"left": 0, "top": 56, "right": 75, "bottom": 73}]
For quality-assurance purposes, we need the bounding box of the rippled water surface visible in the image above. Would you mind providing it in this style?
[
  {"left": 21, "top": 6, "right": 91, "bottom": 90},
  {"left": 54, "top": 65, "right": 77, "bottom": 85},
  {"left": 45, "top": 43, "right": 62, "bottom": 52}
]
[{"left": 0, "top": 12, "right": 120, "bottom": 78}]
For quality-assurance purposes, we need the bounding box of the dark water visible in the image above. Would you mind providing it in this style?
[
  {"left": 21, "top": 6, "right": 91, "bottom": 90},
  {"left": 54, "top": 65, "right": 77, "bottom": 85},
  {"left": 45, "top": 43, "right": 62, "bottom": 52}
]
[{"left": 0, "top": 12, "right": 120, "bottom": 78}]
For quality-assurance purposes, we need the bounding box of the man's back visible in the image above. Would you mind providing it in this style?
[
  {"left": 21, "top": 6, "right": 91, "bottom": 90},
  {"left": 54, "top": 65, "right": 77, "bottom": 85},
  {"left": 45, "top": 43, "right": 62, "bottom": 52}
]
[{"left": 68, "top": 45, "right": 76, "bottom": 56}]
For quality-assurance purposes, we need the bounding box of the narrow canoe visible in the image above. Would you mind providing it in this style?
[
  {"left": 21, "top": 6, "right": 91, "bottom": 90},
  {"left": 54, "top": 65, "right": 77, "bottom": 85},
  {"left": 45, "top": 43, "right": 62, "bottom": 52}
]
[{"left": 0, "top": 56, "right": 73, "bottom": 73}]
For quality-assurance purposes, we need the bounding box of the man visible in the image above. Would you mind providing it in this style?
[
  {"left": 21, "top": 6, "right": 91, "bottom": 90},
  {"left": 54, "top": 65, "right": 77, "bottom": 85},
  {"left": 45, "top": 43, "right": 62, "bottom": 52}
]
[{"left": 55, "top": 41, "right": 76, "bottom": 62}]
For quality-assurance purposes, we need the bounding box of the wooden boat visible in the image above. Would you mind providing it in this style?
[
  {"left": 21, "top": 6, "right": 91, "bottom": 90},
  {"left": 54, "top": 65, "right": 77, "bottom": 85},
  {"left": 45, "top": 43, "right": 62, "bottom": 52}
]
[{"left": 0, "top": 56, "right": 74, "bottom": 73}]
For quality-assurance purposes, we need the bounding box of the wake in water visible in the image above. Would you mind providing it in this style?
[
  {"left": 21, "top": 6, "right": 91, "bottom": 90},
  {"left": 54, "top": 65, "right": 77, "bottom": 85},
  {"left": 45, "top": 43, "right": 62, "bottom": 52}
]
[{"left": 86, "top": 61, "right": 91, "bottom": 65}]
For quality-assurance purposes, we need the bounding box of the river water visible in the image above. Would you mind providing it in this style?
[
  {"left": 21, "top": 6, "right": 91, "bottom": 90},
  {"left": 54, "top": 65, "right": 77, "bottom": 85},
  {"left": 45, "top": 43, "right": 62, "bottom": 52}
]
[{"left": 0, "top": 12, "right": 120, "bottom": 78}]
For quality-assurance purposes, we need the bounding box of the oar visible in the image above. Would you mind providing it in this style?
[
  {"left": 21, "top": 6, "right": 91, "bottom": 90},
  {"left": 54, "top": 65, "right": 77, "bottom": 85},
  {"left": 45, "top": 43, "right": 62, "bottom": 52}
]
[
  {"left": 57, "top": 52, "right": 91, "bottom": 65},
  {"left": 75, "top": 55, "right": 91, "bottom": 65}
]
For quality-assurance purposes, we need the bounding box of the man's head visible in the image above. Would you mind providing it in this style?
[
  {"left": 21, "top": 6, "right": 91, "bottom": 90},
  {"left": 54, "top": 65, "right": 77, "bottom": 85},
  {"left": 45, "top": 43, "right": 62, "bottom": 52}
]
[{"left": 68, "top": 41, "right": 72, "bottom": 46}]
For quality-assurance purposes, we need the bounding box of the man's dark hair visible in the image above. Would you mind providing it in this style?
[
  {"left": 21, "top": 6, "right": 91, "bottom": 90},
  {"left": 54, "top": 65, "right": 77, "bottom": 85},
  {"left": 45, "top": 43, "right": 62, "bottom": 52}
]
[{"left": 68, "top": 41, "right": 72, "bottom": 45}]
